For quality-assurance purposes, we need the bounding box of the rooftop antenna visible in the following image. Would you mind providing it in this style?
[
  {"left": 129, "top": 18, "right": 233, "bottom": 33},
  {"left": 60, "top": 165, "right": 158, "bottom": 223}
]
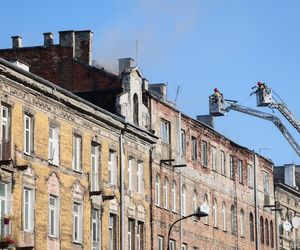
[{"left": 175, "top": 85, "right": 180, "bottom": 105}]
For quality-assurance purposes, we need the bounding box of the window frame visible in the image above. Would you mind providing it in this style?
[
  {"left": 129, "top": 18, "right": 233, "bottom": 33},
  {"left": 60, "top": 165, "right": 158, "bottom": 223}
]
[
  {"left": 91, "top": 209, "right": 100, "bottom": 250},
  {"left": 155, "top": 175, "right": 161, "bottom": 206},
  {"left": 171, "top": 180, "right": 176, "bottom": 212},
  {"left": 161, "top": 119, "right": 170, "bottom": 144},
  {"left": 49, "top": 195, "right": 59, "bottom": 238},
  {"left": 211, "top": 146, "right": 217, "bottom": 171},
  {"left": 73, "top": 202, "right": 83, "bottom": 244},
  {"left": 238, "top": 160, "right": 243, "bottom": 184},
  {"left": 137, "top": 161, "right": 144, "bottom": 194},
  {"left": 108, "top": 150, "right": 117, "bottom": 186},
  {"left": 23, "top": 187, "right": 34, "bottom": 232},
  {"left": 91, "top": 143, "right": 100, "bottom": 191},
  {"left": 72, "top": 134, "right": 82, "bottom": 172},
  {"left": 48, "top": 126, "right": 60, "bottom": 166},
  {"left": 191, "top": 136, "right": 197, "bottom": 161},
  {"left": 220, "top": 150, "right": 226, "bottom": 175},
  {"left": 24, "top": 114, "right": 33, "bottom": 155},
  {"left": 163, "top": 177, "right": 169, "bottom": 209}
]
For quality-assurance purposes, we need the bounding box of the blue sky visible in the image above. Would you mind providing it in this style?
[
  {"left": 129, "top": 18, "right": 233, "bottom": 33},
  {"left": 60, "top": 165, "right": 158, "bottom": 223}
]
[{"left": 1, "top": 0, "right": 299, "bottom": 165}]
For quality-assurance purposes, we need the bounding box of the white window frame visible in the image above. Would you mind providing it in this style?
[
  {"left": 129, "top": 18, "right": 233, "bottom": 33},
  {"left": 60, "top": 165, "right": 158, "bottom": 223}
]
[
  {"left": 49, "top": 126, "right": 59, "bottom": 165},
  {"left": 92, "top": 209, "right": 100, "bottom": 250},
  {"left": 158, "top": 236, "right": 164, "bottom": 250},
  {"left": 91, "top": 143, "right": 100, "bottom": 191},
  {"left": 23, "top": 188, "right": 34, "bottom": 232},
  {"left": 137, "top": 221, "right": 143, "bottom": 250},
  {"left": 204, "top": 194, "right": 209, "bottom": 225},
  {"left": 202, "top": 140, "right": 208, "bottom": 166},
  {"left": 181, "top": 185, "right": 186, "bottom": 216},
  {"left": 171, "top": 181, "right": 176, "bottom": 212},
  {"left": 73, "top": 202, "right": 83, "bottom": 243},
  {"left": 263, "top": 172, "right": 270, "bottom": 194},
  {"left": 212, "top": 146, "right": 217, "bottom": 171},
  {"left": 169, "top": 239, "right": 176, "bottom": 250},
  {"left": 137, "top": 161, "right": 144, "bottom": 194},
  {"left": 220, "top": 151, "right": 226, "bottom": 175},
  {"left": 155, "top": 175, "right": 161, "bottom": 206},
  {"left": 180, "top": 129, "right": 186, "bottom": 156},
  {"left": 49, "top": 195, "right": 59, "bottom": 238},
  {"left": 109, "top": 214, "right": 117, "bottom": 250},
  {"left": 240, "top": 209, "right": 245, "bottom": 237},
  {"left": 248, "top": 165, "right": 254, "bottom": 188},
  {"left": 108, "top": 150, "right": 117, "bottom": 186},
  {"left": 213, "top": 199, "right": 218, "bottom": 227},
  {"left": 229, "top": 155, "right": 234, "bottom": 179},
  {"left": 191, "top": 137, "right": 197, "bottom": 160},
  {"left": 128, "top": 158, "right": 133, "bottom": 191},
  {"left": 24, "top": 114, "right": 32, "bottom": 155},
  {"left": 192, "top": 190, "right": 197, "bottom": 213},
  {"left": 72, "top": 134, "right": 82, "bottom": 172},
  {"left": 182, "top": 243, "right": 188, "bottom": 250},
  {"left": 222, "top": 202, "right": 226, "bottom": 231},
  {"left": 163, "top": 177, "right": 168, "bottom": 209},
  {"left": 0, "top": 182, "right": 9, "bottom": 235},
  {"left": 161, "top": 120, "right": 170, "bottom": 144},
  {"left": 238, "top": 160, "right": 243, "bottom": 183}
]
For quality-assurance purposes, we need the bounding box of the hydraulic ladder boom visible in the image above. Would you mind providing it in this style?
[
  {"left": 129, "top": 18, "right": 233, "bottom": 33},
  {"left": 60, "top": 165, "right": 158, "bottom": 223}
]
[{"left": 226, "top": 101, "right": 300, "bottom": 157}]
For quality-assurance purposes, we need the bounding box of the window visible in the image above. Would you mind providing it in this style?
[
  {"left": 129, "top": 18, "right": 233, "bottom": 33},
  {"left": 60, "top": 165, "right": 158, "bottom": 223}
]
[
  {"left": 73, "top": 202, "right": 83, "bottom": 243},
  {"left": 137, "top": 162, "right": 144, "bottom": 193},
  {"left": 128, "top": 158, "right": 133, "bottom": 191},
  {"left": 249, "top": 213, "right": 254, "bottom": 241},
  {"left": 181, "top": 185, "right": 186, "bottom": 216},
  {"left": 155, "top": 175, "right": 161, "bottom": 206},
  {"left": 92, "top": 209, "right": 100, "bottom": 250},
  {"left": 260, "top": 216, "right": 264, "bottom": 244},
  {"left": 180, "top": 130, "right": 186, "bottom": 156},
  {"left": 263, "top": 172, "right": 269, "bottom": 194},
  {"left": 169, "top": 239, "right": 176, "bottom": 250},
  {"left": 240, "top": 209, "right": 245, "bottom": 237},
  {"left": 270, "top": 221, "right": 274, "bottom": 247},
  {"left": 161, "top": 120, "right": 170, "bottom": 144},
  {"left": 238, "top": 160, "right": 243, "bottom": 183},
  {"left": 248, "top": 165, "right": 254, "bottom": 188},
  {"left": 109, "top": 214, "right": 117, "bottom": 250},
  {"left": 24, "top": 114, "right": 33, "bottom": 154},
  {"left": 171, "top": 181, "right": 176, "bottom": 212},
  {"left": 133, "top": 94, "right": 139, "bottom": 126},
  {"left": 49, "top": 195, "right": 59, "bottom": 237},
  {"left": 192, "top": 190, "right": 198, "bottom": 213},
  {"left": 192, "top": 137, "right": 197, "bottom": 160},
  {"left": 23, "top": 188, "right": 34, "bottom": 232},
  {"left": 128, "top": 219, "right": 135, "bottom": 250},
  {"left": 137, "top": 221, "right": 144, "bottom": 250},
  {"left": 202, "top": 140, "right": 208, "bottom": 166},
  {"left": 231, "top": 205, "right": 237, "bottom": 235},
  {"left": 204, "top": 194, "right": 209, "bottom": 225},
  {"left": 158, "top": 236, "right": 164, "bottom": 250},
  {"left": 49, "top": 127, "right": 59, "bottom": 165},
  {"left": 229, "top": 156, "right": 234, "bottom": 179},
  {"left": 220, "top": 151, "right": 226, "bottom": 175},
  {"left": 91, "top": 143, "right": 100, "bottom": 191},
  {"left": 213, "top": 199, "right": 218, "bottom": 227},
  {"left": 0, "top": 183, "right": 9, "bottom": 235},
  {"left": 211, "top": 146, "right": 217, "bottom": 171},
  {"left": 182, "top": 243, "right": 188, "bottom": 250},
  {"left": 72, "top": 134, "right": 82, "bottom": 172},
  {"left": 0, "top": 105, "right": 10, "bottom": 160},
  {"left": 108, "top": 150, "right": 117, "bottom": 186},
  {"left": 163, "top": 177, "right": 168, "bottom": 209},
  {"left": 265, "top": 219, "right": 269, "bottom": 246},
  {"left": 222, "top": 202, "right": 226, "bottom": 231}
]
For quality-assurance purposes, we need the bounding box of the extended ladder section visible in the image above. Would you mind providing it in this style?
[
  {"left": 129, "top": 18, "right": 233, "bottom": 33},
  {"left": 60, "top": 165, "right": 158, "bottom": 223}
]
[
  {"left": 209, "top": 96, "right": 300, "bottom": 157},
  {"left": 256, "top": 88, "right": 300, "bottom": 134}
]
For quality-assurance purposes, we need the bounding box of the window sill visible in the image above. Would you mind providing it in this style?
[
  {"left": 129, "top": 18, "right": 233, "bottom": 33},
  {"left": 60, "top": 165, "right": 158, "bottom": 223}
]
[
  {"left": 72, "top": 241, "right": 82, "bottom": 245},
  {"left": 48, "top": 162, "right": 59, "bottom": 167},
  {"left": 73, "top": 169, "right": 83, "bottom": 174},
  {"left": 171, "top": 210, "right": 178, "bottom": 214},
  {"left": 213, "top": 226, "right": 218, "bottom": 230},
  {"left": 204, "top": 223, "right": 209, "bottom": 226},
  {"left": 24, "top": 152, "right": 34, "bottom": 158},
  {"left": 223, "top": 229, "right": 227, "bottom": 233},
  {"left": 241, "top": 236, "right": 245, "bottom": 239},
  {"left": 48, "top": 235, "right": 59, "bottom": 240}
]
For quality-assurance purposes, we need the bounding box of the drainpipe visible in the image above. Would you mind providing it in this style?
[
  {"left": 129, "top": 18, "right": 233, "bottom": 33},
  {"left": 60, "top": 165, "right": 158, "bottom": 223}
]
[
  {"left": 178, "top": 112, "right": 183, "bottom": 248},
  {"left": 253, "top": 152, "right": 259, "bottom": 250},
  {"left": 120, "top": 131, "right": 125, "bottom": 250}
]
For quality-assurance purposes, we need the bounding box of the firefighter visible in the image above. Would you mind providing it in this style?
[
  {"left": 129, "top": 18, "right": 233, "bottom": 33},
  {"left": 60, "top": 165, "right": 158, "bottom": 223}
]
[
  {"left": 213, "top": 88, "right": 223, "bottom": 99},
  {"left": 257, "top": 82, "right": 267, "bottom": 90}
]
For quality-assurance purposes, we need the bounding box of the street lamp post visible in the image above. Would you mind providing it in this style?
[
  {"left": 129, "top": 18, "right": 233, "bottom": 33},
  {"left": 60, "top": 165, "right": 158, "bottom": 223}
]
[{"left": 167, "top": 207, "right": 208, "bottom": 250}]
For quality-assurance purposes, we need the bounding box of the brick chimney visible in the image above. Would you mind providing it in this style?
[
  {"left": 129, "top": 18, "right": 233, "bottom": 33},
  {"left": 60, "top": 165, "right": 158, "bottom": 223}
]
[
  {"left": 118, "top": 58, "right": 136, "bottom": 74},
  {"left": 11, "top": 36, "right": 23, "bottom": 49},
  {"left": 43, "top": 32, "right": 54, "bottom": 47},
  {"left": 74, "top": 30, "right": 93, "bottom": 65},
  {"left": 59, "top": 30, "right": 75, "bottom": 48}
]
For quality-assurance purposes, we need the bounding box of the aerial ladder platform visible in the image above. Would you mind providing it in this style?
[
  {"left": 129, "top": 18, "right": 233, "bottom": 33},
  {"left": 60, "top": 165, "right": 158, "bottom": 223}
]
[
  {"left": 209, "top": 91, "right": 300, "bottom": 157},
  {"left": 253, "top": 83, "right": 300, "bottom": 134}
]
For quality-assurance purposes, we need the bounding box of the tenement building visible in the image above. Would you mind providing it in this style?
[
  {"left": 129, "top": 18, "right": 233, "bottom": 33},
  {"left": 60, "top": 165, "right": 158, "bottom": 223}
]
[
  {"left": 274, "top": 164, "right": 300, "bottom": 250},
  {"left": 0, "top": 30, "right": 277, "bottom": 250},
  {"left": 0, "top": 58, "right": 156, "bottom": 249}
]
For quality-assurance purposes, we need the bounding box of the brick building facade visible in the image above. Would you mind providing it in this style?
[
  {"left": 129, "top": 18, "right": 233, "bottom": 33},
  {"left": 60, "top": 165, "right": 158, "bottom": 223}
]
[{"left": 0, "top": 30, "right": 278, "bottom": 250}]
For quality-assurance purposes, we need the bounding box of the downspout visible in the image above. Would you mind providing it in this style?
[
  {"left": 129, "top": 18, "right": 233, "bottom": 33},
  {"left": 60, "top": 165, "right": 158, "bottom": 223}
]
[
  {"left": 149, "top": 146, "right": 154, "bottom": 250},
  {"left": 120, "top": 130, "right": 125, "bottom": 250},
  {"left": 254, "top": 152, "right": 259, "bottom": 250},
  {"left": 178, "top": 112, "right": 182, "bottom": 248}
]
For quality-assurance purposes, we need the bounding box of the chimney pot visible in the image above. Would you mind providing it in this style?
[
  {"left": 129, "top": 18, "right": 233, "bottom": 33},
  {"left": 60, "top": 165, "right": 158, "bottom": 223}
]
[
  {"left": 43, "top": 32, "right": 54, "bottom": 47},
  {"left": 11, "top": 36, "right": 22, "bottom": 49},
  {"left": 58, "top": 30, "right": 75, "bottom": 48},
  {"left": 74, "top": 30, "right": 93, "bottom": 65}
]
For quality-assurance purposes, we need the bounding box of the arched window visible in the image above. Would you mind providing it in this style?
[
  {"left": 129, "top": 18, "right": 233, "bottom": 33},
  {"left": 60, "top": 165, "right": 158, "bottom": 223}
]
[
  {"left": 265, "top": 218, "right": 269, "bottom": 246},
  {"left": 163, "top": 177, "right": 168, "bottom": 209},
  {"left": 260, "top": 216, "right": 264, "bottom": 244},
  {"left": 222, "top": 202, "right": 226, "bottom": 231},
  {"left": 240, "top": 209, "right": 245, "bottom": 237},
  {"left": 204, "top": 194, "right": 209, "bottom": 224},
  {"left": 192, "top": 190, "right": 198, "bottom": 213},
  {"left": 270, "top": 220, "right": 274, "bottom": 247},
  {"left": 213, "top": 199, "right": 218, "bottom": 227},
  {"left": 155, "top": 175, "right": 160, "bottom": 206},
  {"left": 133, "top": 94, "right": 139, "bottom": 125},
  {"left": 249, "top": 213, "right": 254, "bottom": 241},
  {"left": 171, "top": 181, "right": 176, "bottom": 211},
  {"left": 231, "top": 205, "right": 237, "bottom": 234},
  {"left": 181, "top": 185, "right": 186, "bottom": 216}
]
